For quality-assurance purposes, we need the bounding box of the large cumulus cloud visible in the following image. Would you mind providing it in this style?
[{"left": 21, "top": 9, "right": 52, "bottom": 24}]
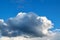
[{"left": 0, "top": 12, "right": 60, "bottom": 40}]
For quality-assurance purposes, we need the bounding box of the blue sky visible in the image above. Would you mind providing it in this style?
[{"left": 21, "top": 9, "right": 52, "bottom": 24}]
[{"left": 0, "top": 0, "right": 60, "bottom": 29}]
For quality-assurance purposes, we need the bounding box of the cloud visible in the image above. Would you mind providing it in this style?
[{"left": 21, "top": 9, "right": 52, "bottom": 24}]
[
  {"left": 0, "top": 32, "right": 60, "bottom": 40},
  {"left": 0, "top": 12, "right": 60, "bottom": 40}
]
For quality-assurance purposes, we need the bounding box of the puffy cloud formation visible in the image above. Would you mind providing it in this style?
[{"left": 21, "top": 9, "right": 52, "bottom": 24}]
[{"left": 0, "top": 12, "right": 60, "bottom": 40}]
